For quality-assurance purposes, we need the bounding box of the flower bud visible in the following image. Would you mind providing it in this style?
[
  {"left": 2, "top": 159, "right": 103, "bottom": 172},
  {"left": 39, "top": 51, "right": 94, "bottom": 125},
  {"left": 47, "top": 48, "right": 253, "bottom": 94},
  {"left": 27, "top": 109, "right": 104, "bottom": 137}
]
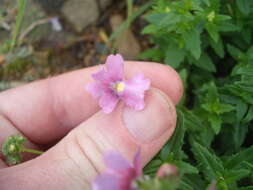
[{"left": 156, "top": 164, "right": 178, "bottom": 179}]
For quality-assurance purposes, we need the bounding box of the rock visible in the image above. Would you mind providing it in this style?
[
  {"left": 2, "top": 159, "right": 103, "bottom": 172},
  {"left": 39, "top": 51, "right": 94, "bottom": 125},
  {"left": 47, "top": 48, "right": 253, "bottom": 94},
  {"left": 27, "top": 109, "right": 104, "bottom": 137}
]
[
  {"left": 109, "top": 14, "right": 141, "bottom": 60},
  {"left": 62, "top": 0, "right": 99, "bottom": 32},
  {"left": 99, "top": 0, "right": 112, "bottom": 10}
]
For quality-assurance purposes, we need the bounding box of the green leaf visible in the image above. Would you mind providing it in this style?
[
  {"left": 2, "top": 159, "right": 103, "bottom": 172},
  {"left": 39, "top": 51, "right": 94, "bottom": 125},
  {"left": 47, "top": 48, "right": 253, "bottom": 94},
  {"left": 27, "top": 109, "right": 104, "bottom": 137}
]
[
  {"left": 183, "top": 29, "right": 201, "bottom": 59},
  {"left": 205, "top": 23, "right": 219, "bottom": 42},
  {"left": 165, "top": 45, "right": 185, "bottom": 68},
  {"left": 233, "top": 123, "right": 249, "bottom": 151},
  {"left": 193, "top": 53, "right": 216, "bottom": 72},
  {"left": 192, "top": 142, "right": 224, "bottom": 181},
  {"left": 145, "top": 13, "right": 167, "bottom": 24},
  {"left": 142, "top": 24, "right": 158, "bottom": 34},
  {"left": 160, "top": 110, "right": 185, "bottom": 160},
  {"left": 181, "top": 107, "right": 203, "bottom": 131},
  {"left": 145, "top": 12, "right": 181, "bottom": 27},
  {"left": 236, "top": 0, "right": 251, "bottom": 15},
  {"left": 225, "top": 146, "right": 253, "bottom": 169},
  {"left": 217, "top": 103, "right": 235, "bottom": 114},
  {"left": 174, "top": 161, "right": 199, "bottom": 174},
  {"left": 180, "top": 174, "right": 206, "bottom": 190},
  {"left": 217, "top": 22, "right": 239, "bottom": 32},
  {"left": 242, "top": 105, "right": 253, "bottom": 123},
  {"left": 209, "top": 37, "right": 224, "bottom": 58},
  {"left": 238, "top": 186, "right": 253, "bottom": 190},
  {"left": 159, "top": 12, "right": 181, "bottom": 27},
  {"left": 144, "top": 159, "right": 163, "bottom": 175},
  {"left": 227, "top": 44, "right": 244, "bottom": 61},
  {"left": 224, "top": 169, "right": 250, "bottom": 183},
  {"left": 201, "top": 0, "right": 210, "bottom": 6},
  {"left": 236, "top": 100, "right": 248, "bottom": 122},
  {"left": 138, "top": 48, "right": 163, "bottom": 62},
  {"left": 208, "top": 114, "right": 222, "bottom": 134}
]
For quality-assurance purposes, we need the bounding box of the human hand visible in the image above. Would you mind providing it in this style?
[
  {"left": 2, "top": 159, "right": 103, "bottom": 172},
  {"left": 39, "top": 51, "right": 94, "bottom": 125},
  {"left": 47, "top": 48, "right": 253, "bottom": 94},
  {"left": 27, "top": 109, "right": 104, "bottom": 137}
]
[{"left": 0, "top": 61, "right": 183, "bottom": 190}]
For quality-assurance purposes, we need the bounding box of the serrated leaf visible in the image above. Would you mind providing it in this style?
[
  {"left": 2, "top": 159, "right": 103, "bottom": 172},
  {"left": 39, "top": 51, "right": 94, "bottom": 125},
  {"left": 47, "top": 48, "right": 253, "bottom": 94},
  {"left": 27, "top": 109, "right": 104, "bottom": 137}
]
[
  {"left": 174, "top": 161, "right": 199, "bottom": 174},
  {"left": 181, "top": 107, "right": 202, "bottom": 132},
  {"left": 217, "top": 103, "right": 235, "bottom": 114},
  {"left": 165, "top": 45, "right": 185, "bottom": 68},
  {"left": 183, "top": 29, "right": 201, "bottom": 59},
  {"left": 227, "top": 44, "right": 244, "bottom": 61},
  {"left": 208, "top": 114, "right": 222, "bottom": 134},
  {"left": 205, "top": 23, "right": 219, "bottom": 42},
  {"left": 160, "top": 110, "right": 185, "bottom": 160},
  {"left": 193, "top": 53, "right": 216, "bottom": 72},
  {"left": 192, "top": 142, "right": 224, "bottom": 181},
  {"left": 225, "top": 146, "right": 253, "bottom": 169},
  {"left": 159, "top": 12, "right": 181, "bottom": 27},
  {"left": 209, "top": 37, "right": 224, "bottom": 58},
  {"left": 180, "top": 174, "right": 206, "bottom": 190},
  {"left": 224, "top": 169, "right": 250, "bottom": 183}
]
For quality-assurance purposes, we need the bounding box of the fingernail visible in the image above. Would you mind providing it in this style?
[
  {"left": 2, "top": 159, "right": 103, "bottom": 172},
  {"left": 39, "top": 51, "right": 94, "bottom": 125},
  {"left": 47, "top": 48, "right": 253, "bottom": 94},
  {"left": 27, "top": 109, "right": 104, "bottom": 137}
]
[{"left": 123, "top": 89, "right": 176, "bottom": 143}]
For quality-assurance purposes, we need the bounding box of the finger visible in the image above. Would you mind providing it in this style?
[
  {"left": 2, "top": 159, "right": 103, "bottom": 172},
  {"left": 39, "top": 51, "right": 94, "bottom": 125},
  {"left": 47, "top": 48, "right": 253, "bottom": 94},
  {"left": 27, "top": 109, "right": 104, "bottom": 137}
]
[
  {"left": 0, "top": 61, "right": 183, "bottom": 145},
  {"left": 0, "top": 160, "right": 7, "bottom": 169},
  {"left": 0, "top": 115, "right": 42, "bottom": 162},
  {"left": 0, "top": 89, "right": 176, "bottom": 190}
]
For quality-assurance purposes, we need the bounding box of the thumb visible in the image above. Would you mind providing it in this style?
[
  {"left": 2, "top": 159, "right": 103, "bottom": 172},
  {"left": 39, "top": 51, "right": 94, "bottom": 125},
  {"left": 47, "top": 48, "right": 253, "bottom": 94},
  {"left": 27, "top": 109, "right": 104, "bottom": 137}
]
[{"left": 0, "top": 89, "right": 177, "bottom": 190}]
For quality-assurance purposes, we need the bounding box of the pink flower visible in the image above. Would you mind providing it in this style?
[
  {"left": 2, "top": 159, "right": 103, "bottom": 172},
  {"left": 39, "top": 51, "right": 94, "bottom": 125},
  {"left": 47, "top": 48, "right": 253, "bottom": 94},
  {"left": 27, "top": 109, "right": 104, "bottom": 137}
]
[
  {"left": 86, "top": 54, "right": 150, "bottom": 113},
  {"left": 92, "top": 150, "right": 142, "bottom": 190}
]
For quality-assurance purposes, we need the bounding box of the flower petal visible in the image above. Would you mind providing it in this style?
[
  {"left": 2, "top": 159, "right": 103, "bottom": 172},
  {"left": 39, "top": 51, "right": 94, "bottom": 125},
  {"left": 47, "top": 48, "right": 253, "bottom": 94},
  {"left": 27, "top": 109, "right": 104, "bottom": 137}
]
[
  {"left": 86, "top": 82, "right": 104, "bottom": 98},
  {"left": 99, "top": 92, "right": 119, "bottom": 113},
  {"left": 104, "top": 152, "right": 132, "bottom": 174},
  {"left": 122, "top": 74, "right": 150, "bottom": 110},
  {"left": 133, "top": 149, "right": 142, "bottom": 176},
  {"left": 92, "top": 68, "right": 111, "bottom": 83},
  {"left": 106, "top": 54, "right": 124, "bottom": 81},
  {"left": 92, "top": 174, "right": 121, "bottom": 190}
]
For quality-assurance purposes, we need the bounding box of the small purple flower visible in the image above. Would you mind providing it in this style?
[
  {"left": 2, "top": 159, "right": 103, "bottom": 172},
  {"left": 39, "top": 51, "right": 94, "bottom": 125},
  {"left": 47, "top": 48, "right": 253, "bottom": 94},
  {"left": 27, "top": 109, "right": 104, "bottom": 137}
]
[
  {"left": 86, "top": 54, "right": 150, "bottom": 113},
  {"left": 92, "top": 150, "right": 142, "bottom": 190}
]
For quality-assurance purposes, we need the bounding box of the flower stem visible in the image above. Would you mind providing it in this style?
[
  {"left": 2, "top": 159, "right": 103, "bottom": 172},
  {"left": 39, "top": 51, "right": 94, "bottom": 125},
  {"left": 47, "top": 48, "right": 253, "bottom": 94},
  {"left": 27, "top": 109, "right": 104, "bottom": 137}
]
[{"left": 21, "top": 147, "right": 44, "bottom": 155}]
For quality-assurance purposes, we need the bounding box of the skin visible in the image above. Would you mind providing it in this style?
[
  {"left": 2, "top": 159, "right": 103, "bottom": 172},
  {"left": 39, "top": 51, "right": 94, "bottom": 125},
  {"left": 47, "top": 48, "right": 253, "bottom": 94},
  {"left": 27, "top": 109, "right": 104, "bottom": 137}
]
[{"left": 0, "top": 61, "right": 183, "bottom": 190}]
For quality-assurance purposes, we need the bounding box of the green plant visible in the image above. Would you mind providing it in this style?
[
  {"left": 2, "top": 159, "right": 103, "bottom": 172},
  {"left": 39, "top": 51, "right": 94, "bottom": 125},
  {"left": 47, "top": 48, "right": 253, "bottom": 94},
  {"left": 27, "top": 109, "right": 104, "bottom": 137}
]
[
  {"left": 141, "top": 0, "right": 253, "bottom": 189},
  {"left": 0, "top": 0, "right": 32, "bottom": 78}
]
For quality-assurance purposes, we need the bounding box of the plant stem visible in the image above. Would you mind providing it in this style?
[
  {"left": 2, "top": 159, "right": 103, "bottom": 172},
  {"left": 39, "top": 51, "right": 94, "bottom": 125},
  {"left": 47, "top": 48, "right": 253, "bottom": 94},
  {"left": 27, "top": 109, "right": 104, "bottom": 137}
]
[
  {"left": 10, "top": 0, "right": 27, "bottom": 51},
  {"left": 127, "top": 0, "right": 133, "bottom": 19},
  {"left": 21, "top": 147, "right": 44, "bottom": 155},
  {"left": 109, "top": 0, "right": 154, "bottom": 44}
]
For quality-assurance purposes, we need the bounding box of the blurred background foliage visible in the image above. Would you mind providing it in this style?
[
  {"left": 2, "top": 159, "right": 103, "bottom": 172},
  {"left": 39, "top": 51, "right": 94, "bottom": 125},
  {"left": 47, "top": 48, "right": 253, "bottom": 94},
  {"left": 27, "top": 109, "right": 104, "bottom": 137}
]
[
  {"left": 142, "top": 0, "right": 253, "bottom": 190},
  {"left": 0, "top": 0, "right": 253, "bottom": 189}
]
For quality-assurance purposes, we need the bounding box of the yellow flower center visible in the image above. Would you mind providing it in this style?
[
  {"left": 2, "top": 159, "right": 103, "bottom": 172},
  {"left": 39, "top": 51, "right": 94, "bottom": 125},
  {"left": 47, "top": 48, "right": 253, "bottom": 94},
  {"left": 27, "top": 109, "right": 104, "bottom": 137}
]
[{"left": 114, "top": 82, "right": 125, "bottom": 93}]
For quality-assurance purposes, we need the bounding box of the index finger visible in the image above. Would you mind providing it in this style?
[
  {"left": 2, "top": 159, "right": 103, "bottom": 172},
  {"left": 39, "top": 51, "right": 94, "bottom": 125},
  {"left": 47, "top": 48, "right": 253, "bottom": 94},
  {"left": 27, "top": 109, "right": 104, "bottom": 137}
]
[{"left": 0, "top": 61, "right": 183, "bottom": 144}]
